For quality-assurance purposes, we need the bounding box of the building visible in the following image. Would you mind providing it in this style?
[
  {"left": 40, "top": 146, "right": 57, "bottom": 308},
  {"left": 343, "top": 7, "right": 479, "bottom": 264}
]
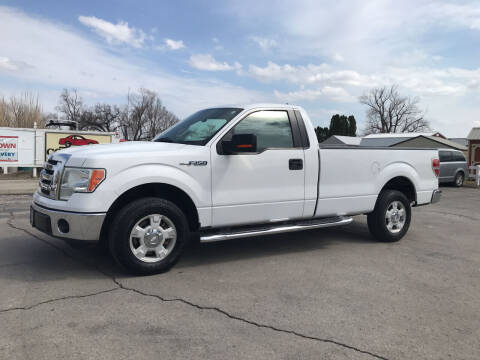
[
  {"left": 392, "top": 135, "right": 467, "bottom": 154},
  {"left": 449, "top": 138, "right": 468, "bottom": 147},
  {"left": 360, "top": 132, "right": 467, "bottom": 154},
  {"left": 360, "top": 132, "right": 446, "bottom": 147},
  {"left": 467, "top": 127, "right": 480, "bottom": 166},
  {"left": 321, "top": 135, "right": 362, "bottom": 146}
]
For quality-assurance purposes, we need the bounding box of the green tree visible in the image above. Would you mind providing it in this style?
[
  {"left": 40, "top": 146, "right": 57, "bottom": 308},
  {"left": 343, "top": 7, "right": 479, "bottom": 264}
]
[
  {"left": 315, "top": 126, "right": 330, "bottom": 142},
  {"left": 347, "top": 115, "right": 357, "bottom": 136},
  {"left": 329, "top": 114, "right": 356, "bottom": 137}
]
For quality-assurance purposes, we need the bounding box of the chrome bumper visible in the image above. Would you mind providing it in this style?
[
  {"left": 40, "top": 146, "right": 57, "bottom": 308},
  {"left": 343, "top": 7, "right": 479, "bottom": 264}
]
[
  {"left": 431, "top": 189, "right": 442, "bottom": 204},
  {"left": 30, "top": 202, "right": 106, "bottom": 241}
]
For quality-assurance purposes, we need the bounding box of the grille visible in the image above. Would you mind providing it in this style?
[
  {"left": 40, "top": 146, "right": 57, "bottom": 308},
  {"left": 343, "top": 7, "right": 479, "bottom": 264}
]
[{"left": 39, "top": 156, "right": 66, "bottom": 199}]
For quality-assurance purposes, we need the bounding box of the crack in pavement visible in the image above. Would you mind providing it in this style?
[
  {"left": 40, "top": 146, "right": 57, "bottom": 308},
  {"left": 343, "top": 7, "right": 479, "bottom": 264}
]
[
  {"left": 117, "top": 284, "right": 390, "bottom": 360},
  {"left": 5, "top": 212, "right": 390, "bottom": 360},
  {"left": 0, "top": 288, "right": 120, "bottom": 314}
]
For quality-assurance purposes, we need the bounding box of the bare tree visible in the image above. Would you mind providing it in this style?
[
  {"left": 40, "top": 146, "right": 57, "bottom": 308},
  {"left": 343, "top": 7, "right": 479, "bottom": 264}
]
[
  {"left": 120, "top": 88, "right": 179, "bottom": 141},
  {"left": 79, "top": 103, "right": 121, "bottom": 132},
  {"left": 55, "top": 88, "right": 84, "bottom": 124},
  {"left": 359, "top": 85, "right": 430, "bottom": 135},
  {"left": 0, "top": 92, "right": 44, "bottom": 128}
]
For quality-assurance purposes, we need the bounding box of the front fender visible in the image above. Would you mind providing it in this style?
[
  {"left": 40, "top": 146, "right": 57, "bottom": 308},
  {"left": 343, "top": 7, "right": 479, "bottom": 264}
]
[
  {"left": 109, "top": 163, "right": 210, "bottom": 208},
  {"left": 50, "top": 162, "right": 210, "bottom": 215}
]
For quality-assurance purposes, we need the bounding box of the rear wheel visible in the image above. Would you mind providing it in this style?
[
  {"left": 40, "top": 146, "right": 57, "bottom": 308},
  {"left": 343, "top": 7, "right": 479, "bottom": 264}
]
[
  {"left": 367, "top": 190, "right": 411, "bottom": 242},
  {"left": 453, "top": 172, "right": 464, "bottom": 187},
  {"left": 108, "top": 197, "right": 189, "bottom": 275}
]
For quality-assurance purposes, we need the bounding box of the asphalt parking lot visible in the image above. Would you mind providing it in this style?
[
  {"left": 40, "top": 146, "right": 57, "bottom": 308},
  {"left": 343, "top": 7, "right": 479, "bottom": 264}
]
[{"left": 0, "top": 187, "right": 479, "bottom": 360}]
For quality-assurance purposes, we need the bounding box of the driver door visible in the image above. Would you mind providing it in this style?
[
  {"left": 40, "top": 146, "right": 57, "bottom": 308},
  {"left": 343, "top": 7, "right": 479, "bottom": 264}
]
[{"left": 210, "top": 110, "right": 305, "bottom": 227}]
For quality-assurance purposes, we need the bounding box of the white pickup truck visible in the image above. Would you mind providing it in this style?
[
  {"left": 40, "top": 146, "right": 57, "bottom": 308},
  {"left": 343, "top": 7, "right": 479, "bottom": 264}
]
[{"left": 31, "top": 104, "right": 441, "bottom": 275}]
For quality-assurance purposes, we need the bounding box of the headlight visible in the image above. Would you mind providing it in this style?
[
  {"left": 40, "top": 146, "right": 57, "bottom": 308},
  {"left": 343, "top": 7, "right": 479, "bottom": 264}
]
[{"left": 59, "top": 168, "right": 106, "bottom": 200}]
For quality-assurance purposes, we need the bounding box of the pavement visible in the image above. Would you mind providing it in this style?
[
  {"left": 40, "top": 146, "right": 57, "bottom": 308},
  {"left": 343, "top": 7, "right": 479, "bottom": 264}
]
[
  {"left": 0, "top": 179, "right": 38, "bottom": 195},
  {"left": 0, "top": 187, "right": 479, "bottom": 360}
]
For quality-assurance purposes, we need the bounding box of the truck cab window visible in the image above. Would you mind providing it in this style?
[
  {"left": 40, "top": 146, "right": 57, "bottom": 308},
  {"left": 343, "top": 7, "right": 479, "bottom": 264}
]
[{"left": 232, "top": 110, "right": 293, "bottom": 152}]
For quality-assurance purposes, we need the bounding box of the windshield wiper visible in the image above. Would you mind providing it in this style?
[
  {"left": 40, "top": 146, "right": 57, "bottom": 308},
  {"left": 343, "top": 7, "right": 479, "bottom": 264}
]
[{"left": 155, "top": 137, "right": 175, "bottom": 143}]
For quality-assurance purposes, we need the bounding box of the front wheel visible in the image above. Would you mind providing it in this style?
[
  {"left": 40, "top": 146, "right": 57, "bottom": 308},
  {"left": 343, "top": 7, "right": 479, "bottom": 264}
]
[
  {"left": 367, "top": 190, "right": 411, "bottom": 242},
  {"left": 108, "top": 197, "right": 190, "bottom": 275}
]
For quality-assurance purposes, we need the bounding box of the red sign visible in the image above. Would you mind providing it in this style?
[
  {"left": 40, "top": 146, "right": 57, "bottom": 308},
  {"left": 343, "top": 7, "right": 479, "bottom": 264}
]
[{"left": 0, "top": 136, "right": 18, "bottom": 162}]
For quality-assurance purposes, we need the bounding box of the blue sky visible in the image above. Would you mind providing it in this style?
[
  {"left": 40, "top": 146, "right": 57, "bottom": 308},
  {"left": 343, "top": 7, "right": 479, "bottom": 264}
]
[{"left": 1, "top": 0, "right": 479, "bottom": 136}]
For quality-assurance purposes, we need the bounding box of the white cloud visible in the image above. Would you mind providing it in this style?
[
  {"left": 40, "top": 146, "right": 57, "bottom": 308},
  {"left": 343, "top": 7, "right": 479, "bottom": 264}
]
[
  {"left": 0, "top": 57, "right": 17, "bottom": 71},
  {"left": 0, "top": 7, "right": 266, "bottom": 117},
  {"left": 384, "top": 67, "right": 480, "bottom": 96},
  {"left": 78, "top": 15, "right": 147, "bottom": 48},
  {"left": 274, "top": 89, "right": 323, "bottom": 102},
  {"left": 226, "top": 0, "right": 480, "bottom": 72},
  {"left": 189, "top": 54, "right": 242, "bottom": 71},
  {"left": 0, "top": 57, "right": 32, "bottom": 71},
  {"left": 426, "top": 2, "right": 480, "bottom": 30},
  {"left": 249, "top": 60, "right": 480, "bottom": 98},
  {"left": 164, "top": 38, "right": 185, "bottom": 50},
  {"left": 248, "top": 61, "right": 372, "bottom": 86},
  {"left": 274, "top": 86, "right": 353, "bottom": 102},
  {"left": 332, "top": 53, "right": 344, "bottom": 63},
  {"left": 322, "top": 86, "right": 354, "bottom": 102},
  {"left": 250, "top": 36, "right": 277, "bottom": 51}
]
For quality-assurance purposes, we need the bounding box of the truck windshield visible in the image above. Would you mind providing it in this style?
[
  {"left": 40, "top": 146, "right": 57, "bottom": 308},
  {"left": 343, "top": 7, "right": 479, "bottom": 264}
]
[{"left": 154, "top": 108, "right": 243, "bottom": 145}]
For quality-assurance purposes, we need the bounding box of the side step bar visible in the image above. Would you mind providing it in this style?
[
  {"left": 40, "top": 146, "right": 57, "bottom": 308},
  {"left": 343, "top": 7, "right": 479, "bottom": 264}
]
[{"left": 199, "top": 216, "right": 353, "bottom": 243}]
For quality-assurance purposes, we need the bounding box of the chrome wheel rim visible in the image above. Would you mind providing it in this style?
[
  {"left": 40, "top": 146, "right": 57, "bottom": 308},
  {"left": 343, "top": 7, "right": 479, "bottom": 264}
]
[
  {"left": 385, "top": 201, "right": 406, "bottom": 234},
  {"left": 456, "top": 174, "right": 463, "bottom": 186},
  {"left": 129, "top": 214, "right": 177, "bottom": 263}
]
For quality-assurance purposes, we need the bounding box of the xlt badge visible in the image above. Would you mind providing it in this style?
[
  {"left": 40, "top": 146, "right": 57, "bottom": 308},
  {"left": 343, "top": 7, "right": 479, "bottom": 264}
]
[{"left": 179, "top": 161, "right": 208, "bottom": 166}]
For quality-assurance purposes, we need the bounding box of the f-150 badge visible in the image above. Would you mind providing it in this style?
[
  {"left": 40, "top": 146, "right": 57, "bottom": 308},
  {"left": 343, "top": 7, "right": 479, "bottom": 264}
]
[{"left": 179, "top": 161, "right": 208, "bottom": 166}]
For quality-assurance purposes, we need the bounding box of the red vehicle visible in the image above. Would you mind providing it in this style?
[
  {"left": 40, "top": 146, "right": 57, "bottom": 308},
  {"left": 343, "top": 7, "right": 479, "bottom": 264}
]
[{"left": 59, "top": 135, "right": 98, "bottom": 147}]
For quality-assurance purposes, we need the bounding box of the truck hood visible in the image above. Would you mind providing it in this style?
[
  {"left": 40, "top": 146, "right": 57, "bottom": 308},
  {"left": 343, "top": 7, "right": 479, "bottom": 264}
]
[{"left": 52, "top": 141, "right": 203, "bottom": 167}]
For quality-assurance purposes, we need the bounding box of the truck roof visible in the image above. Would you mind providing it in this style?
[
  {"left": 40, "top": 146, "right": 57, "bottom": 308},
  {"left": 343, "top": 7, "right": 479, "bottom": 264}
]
[{"left": 208, "top": 103, "right": 303, "bottom": 111}]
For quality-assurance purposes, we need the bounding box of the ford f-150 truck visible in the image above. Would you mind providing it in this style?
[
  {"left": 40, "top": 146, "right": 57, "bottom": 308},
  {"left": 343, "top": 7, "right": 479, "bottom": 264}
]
[{"left": 31, "top": 104, "right": 441, "bottom": 275}]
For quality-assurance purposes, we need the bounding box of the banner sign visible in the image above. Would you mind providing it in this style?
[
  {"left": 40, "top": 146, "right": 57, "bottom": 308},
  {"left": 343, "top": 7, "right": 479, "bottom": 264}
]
[
  {"left": 45, "top": 132, "right": 112, "bottom": 159},
  {"left": 0, "top": 136, "right": 18, "bottom": 162}
]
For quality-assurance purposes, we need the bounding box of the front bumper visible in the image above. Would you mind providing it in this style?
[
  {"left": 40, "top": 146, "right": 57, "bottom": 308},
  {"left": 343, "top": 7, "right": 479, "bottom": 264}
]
[
  {"left": 431, "top": 189, "right": 442, "bottom": 204},
  {"left": 30, "top": 202, "right": 106, "bottom": 241}
]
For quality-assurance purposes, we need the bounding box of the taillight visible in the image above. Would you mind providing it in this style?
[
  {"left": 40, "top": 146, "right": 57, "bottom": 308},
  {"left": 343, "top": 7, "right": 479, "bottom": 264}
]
[{"left": 432, "top": 158, "right": 440, "bottom": 178}]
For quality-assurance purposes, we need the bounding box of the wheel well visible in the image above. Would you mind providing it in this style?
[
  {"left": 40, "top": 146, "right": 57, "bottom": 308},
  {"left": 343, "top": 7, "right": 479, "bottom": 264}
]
[
  {"left": 100, "top": 183, "right": 200, "bottom": 243},
  {"left": 380, "top": 176, "right": 416, "bottom": 203}
]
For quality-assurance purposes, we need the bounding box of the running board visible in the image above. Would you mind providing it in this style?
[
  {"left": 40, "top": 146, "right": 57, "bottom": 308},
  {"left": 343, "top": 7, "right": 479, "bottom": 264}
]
[{"left": 199, "top": 216, "right": 353, "bottom": 243}]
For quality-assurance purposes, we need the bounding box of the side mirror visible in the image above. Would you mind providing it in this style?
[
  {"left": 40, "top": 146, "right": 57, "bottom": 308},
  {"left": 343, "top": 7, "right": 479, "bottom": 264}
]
[{"left": 222, "top": 134, "right": 257, "bottom": 154}]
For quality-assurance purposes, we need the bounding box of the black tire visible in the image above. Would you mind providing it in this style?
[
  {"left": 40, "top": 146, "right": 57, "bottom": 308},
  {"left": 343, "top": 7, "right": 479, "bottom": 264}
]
[
  {"left": 65, "top": 141, "right": 72, "bottom": 147},
  {"left": 453, "top": 172, "right": 464, "bottom": 187},
  {"left": 367, "top": 190, "right": 411, "bottom": 242},
  {"left": 108, "top": 197, "right": 190, "bottom": 275}
]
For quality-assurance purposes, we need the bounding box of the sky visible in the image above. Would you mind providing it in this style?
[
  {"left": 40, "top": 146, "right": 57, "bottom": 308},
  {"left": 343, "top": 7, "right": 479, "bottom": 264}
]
[{"left": 0, "top": 0, "right": 479, "bottom": 137}]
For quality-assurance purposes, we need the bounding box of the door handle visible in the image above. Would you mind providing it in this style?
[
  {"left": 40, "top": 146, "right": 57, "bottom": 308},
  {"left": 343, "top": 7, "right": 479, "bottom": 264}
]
[{"left": 289, "top": 158, "right": 303, "bottom": 170}]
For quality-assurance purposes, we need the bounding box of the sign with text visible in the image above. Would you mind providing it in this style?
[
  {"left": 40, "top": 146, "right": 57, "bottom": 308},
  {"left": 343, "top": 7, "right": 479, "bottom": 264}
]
[
  {"left": 45, "top": 132, "right": 112, "bottom": 159},
  {"left": 0, "top": 136, "right": 18, "bottom": 162}
]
